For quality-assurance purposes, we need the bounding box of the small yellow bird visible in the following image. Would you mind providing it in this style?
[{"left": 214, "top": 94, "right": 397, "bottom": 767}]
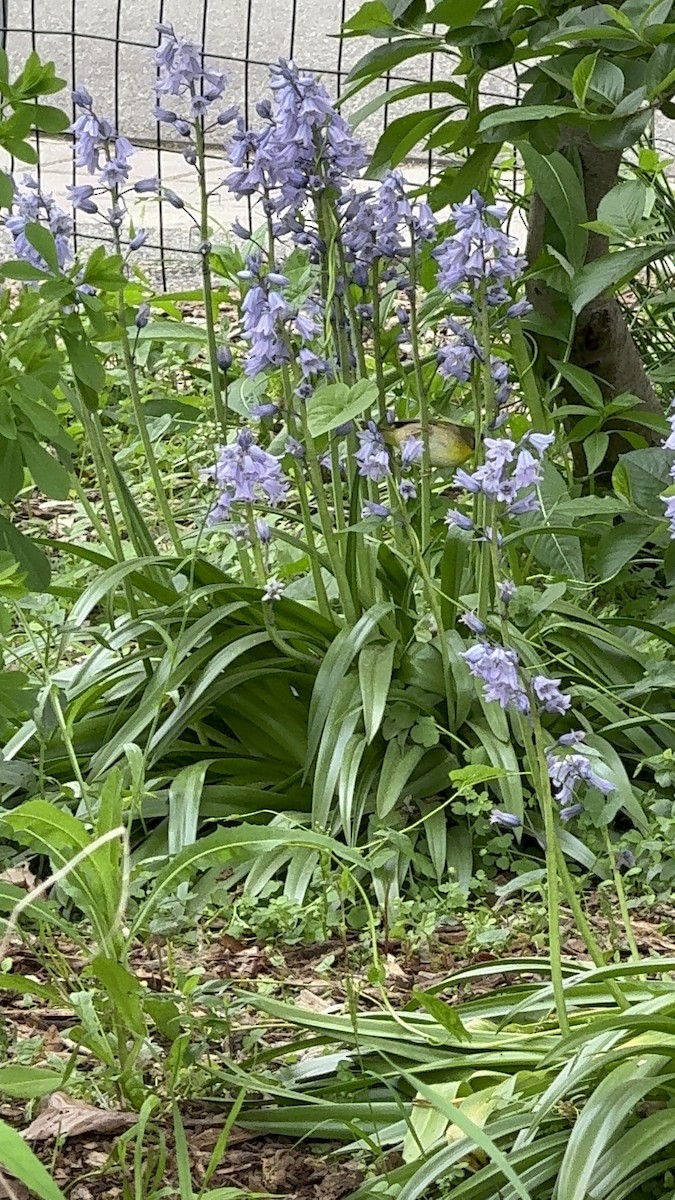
[{"left": 382, "top": 420, "right": 474, "bottom": 469}]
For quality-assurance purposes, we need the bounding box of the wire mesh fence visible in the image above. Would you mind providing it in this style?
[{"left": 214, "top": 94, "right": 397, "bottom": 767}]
[{"left": 0, "top": 0, "right": 520, "bottom": 287}]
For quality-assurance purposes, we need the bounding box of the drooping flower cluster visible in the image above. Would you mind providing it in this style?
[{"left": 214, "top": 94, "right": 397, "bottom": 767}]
[
  {"left": 154, "top": 22, "right": 234, "bottom": 166},
  {"left": 354, "top": 422, "right": 391, "bottom": 483},
  {"left": 435, "top": 191, "right": 525, "bottom": 296},
  {"left": 5, "top": 176, "right": 73, "bottom": 271},
  {"left": 434, "top": 192, "right": 530, "bottom": 415},
  {"left": 208, "top": 428, "right": 289, "bottom": 524},
  {"left": 226, "top": 59, "right": 367, "bottom": 219},
  {"left": 462, "top": 641, "right": 570, "bottom": 718},
  {"left": 341, "top": 170, "right": 437, "bottom": 275},
  {"left": 447, "top": 432, "right": 554, "bottom": 523},
  {"left": 239, "top": 258, "right": 327, "bottom": 382},
  {"left": 547, "top": 733, "right": 614, "bottom": 821},
  {"left": 69, "top": 86, "right": 135, "bottom": 189}
]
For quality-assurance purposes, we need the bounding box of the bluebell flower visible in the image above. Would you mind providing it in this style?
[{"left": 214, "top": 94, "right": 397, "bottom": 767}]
[
  {"left": 5, "top": 177, "right": 73, "bottom": 270},
  {"left": 490, "top": 810, "right": 521, "bottom": 828},
  {"left": 285, "top": 436, "right": 305, "bottom": 460},
  {"left": 401, "top": 434, "right": 423, "bottom": 468},
  {"left": 532, "top": 675, "right": 571, "bottom": 716},
  {"left": 128, "top": 228, "right": 148, "bottom": 251},
  {"left": 250, "top": 402, "right": 279, "bottom": 419},
  {"left": 462, "top": 642, "right": 530, "bottom": 713},
  {"left": 560, "top": 804, "right": 584, "bottom": 822},
  {"left": 399, "top": 478, "right": 417, "bottom": 501},
  {"left": 558, "top": 730, "right": 586, "bottom": 747},
  {"left": 461, "top": 612, "right": 486, "bottom": 635},
  {"left": 497, "top": 581, "right": 516, "bottom": 606},
  {"left": 354, "top": 422, "right": 390, "bottom": 482},
  {"left": 67, "top": 183, "right": 98, "bottom": 213},
  {"left": 547, "top": 751, "right": 614, "bottom": 807},
  {"left": 216, "top": 345, "right": 233, "bottom": 371},
  {"left": 445, "top": 508, "right": 474, "bottom": 531},
  {"left": 263, "top": 577, "right": 285, "bottom": 602},
  {"left": 208, "top": 428, "right": 289, "bottom": 522},
  {"left": 454, "top": 429, "right": 551, "bottom": 517},
  {"left": 435, "top": 190, "right": 525, "bottom": 297},
  {"left": 362, "top": 500, "right": 390, "bottom": 520},
  {"left": 256, "top": 518, "right": 271, "bottom": 543},
  {"left": 616, "top": 848, "right": 636, "bottom": 869},
  {"left": 135, "top": 176, "right": 159, "bottom": 194},
  {"left": 70, "top": 87, "right": 136, "bottom": 193},
  {"left": 155, "top": 22, "right": 227, "bottom": 104}
]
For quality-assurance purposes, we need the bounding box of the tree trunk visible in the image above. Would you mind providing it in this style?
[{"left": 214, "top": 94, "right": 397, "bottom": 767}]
[{"left": 525, "top": 130, "right": 662, "bottom": 472}]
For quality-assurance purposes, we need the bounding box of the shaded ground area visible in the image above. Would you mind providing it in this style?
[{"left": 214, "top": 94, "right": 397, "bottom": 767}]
[{"left": 3, "top": 900, "right": 675, "bottom": 1199}]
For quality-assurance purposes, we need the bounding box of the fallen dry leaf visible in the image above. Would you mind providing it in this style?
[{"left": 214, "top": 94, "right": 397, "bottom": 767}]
[
  {"left": 384, "top": 954, "right": 407, "bottom": 982},
  {"left": 22, "top": 1093, "right": 136, "bottom": 1141},
  {"left": 0, "top": 865, "right": 36, "bottom": 891},
  {"left": 0, "top": 1173, "right": 29, "bottom": 1200},
  {"left": 296, "top": 988, "right": 335, "bottom": 1013}
]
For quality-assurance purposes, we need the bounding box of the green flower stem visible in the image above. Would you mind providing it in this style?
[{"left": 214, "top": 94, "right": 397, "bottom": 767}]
[
  {"left": 237, "top": 544, "right": 255, "bottom": 587},
  {"left": 530, "top": 707, "right": 571, "bottom": 1036},
  {"left": 602, "top": 826, "right": 640, "bottom": 962},
  {"left": 195, "top": 122, "right": 227, "bottom": 438},
  {"left": 407, "top": 239, "right": 432, "bottom": 553},
  {"left": 370, "top": 259, "right": 389, "bottom": 422},
  {"left": 554, "top": 843, "right": 629, "bottom": 1010},
  {"left": 104, "top": 178, "right": 184, "bottom": 555},
  {"left": 475, "top": 290, "right": 497, "bottom": 620},
  {"left": 508, "top": 320, "right": 551, "bottom": 434},
  {"left": 246, "top": 506, "right": 266, "bottom": 586},
  {"left": 336, "top": 238, "right": 368, "bottom": 379},
  {"left": 298, "top": 404, "right": 358, "bottom": 623},
  {"left": 76, "top": 403, "right": 127, "bottom": 562},
  {"left": 116, "top": 314, "right": 185, "bottom": 555},
  {"left": 394, "top": 490, "right": 453, "bottom": 726},
  {"left": 281, "top": 365, "right": 332, "bottom": 619}
]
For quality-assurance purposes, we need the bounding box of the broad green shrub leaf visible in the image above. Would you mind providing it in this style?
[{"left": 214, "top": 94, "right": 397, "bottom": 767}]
[
  {"left": 570, "top": 241, "right": 675, "bottom": 312},
  {"left": 552, "top": 360, "right": 604, "bottom": 408},
  {"left": 595, "top": 519, "right": 657, "bottom": 579},
  {"left": 19, "top": 435, "right": 71, "bottom": 499},
  {"left": 0, "top": 1066, "right": 63, "bottom": 1099},
  {"left": 414, "top": 992, "right": 470, "bottom": 1041},
  {"left": 346, "top": 36, "right": 439, "bottom": 84},
  {"left": 481, "top": 105, "right": 578, "bottom": 132},
  {"left": 0, "top": 1119, "right": 66, "bottom": 1200},
  {"left": 358, "top": 641, "right": 396, "bottom": 743},
  {"left": 350, "top": 80, "right": 466, "bottom": 128},
  {"left": 0, "top": 516, "right": 50, "bottom": 591},
  {"left": 24, "top": 222, "right": 61, "bottom": 274},
  {"left": 342, "top": 1, "right": 398, "bottom": 35},
  {"left": 518, "top": 145, "right": 588, "bottom": 270},
  {"left": 431, "top": 144, "right": 500, "bottom": 208},
  {"left": 572, "top": 51, "right": 599, "bottom": 107},
  {"left": 367, "top": 106, "right": 455, "bottom": 176},
  {"left": 613, "top": 447, "right": 673, "bottom": 515},
  {"left": 429, "top": 0, "right": 487, "bottom": 23},
  {"left": 307, "top": 379, "right": 378, "bottom": 436},
  {"left": 583, "top": 431, "right": 609, "bottom": 474},
  {"left": 589, "top": 179, "right": 651, "bottom": 239},
  {"left": 0, "top": 170, "right": 14, "bottom": 207}
]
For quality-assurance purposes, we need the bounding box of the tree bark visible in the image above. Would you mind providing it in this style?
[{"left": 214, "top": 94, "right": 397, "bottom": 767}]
[{"left": 525, "top": 130, "right": 662, "bottom": 471}]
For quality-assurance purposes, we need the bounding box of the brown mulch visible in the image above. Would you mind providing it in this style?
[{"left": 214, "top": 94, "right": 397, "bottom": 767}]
[{"left": 3, "top": 901, "right": 675, "bottom": 1198}]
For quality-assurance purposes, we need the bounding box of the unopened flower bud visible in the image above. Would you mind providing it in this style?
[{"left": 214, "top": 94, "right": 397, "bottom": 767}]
[
  {"left": 216, "top": 345, "right": 233, "bottom": 372},
  {"left": 135, "top": 303, "right": 151, "bottom": 329}
]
